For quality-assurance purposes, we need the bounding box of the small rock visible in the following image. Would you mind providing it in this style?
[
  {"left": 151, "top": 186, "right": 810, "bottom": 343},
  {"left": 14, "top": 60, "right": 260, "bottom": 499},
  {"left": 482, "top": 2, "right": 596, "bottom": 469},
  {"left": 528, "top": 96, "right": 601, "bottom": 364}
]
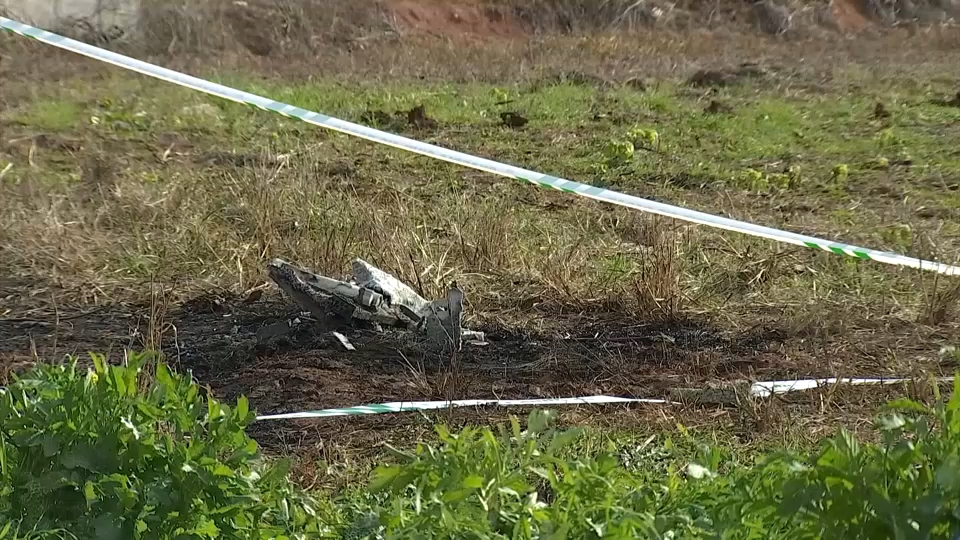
[
  {"left": 500, "top": 111, "right": 528, "bottom": 128},
  {"left": 689, "top": 63, "right": 770, "bottom": 88},
  {"left": 327, "top": 161, "right": 356, "bottom": 178},
  {"left": 689, "top": 69, "right": 735, "bottom": 87},
  {"left": 895, "top": 0, "right": 918, "bottom": 19},
  {"left": 948, "top": 91, "right": 960, "bottom": 107}
]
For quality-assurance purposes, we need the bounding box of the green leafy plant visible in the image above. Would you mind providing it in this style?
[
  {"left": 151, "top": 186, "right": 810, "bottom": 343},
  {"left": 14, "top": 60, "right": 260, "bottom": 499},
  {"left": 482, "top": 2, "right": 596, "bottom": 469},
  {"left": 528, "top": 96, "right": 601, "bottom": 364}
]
[
  {"left": 882, "top": 223, "right": 914, "bottom": 250},
  {"left": 595, "top": 127, "right": 658, "bottom": 173},
  {"left": 351, "top": 377, "right": 960, "bottom": 539},
  {"left": 0, "top": 352, "right": 328, "bottom": 539},
  {"left": 492, "top": 87, "right": 513, "bottom": 104},
  {"left": 877, "top": 127, "right": 897, "bottom": 149},
  {"left": 628, "top": 127, "right": 660, "bottom": 151},
  {"left": 767, "top": 381, "right": 960, "bottom": 538},
  {"left": 737, "top": 168, "right": 769, "bottom": 191},
  {"left": 786, "top": 164, "right": 802, "bottom": 187},
  {"left": 602, "top": 139, "right": 635, "bottom": 167},
  {"left": 7, "top": 352, "right": 960, "bottom": 539},
  {"left": 733, "top": 166, "right": 796, "bottom": 192},
  {"left": 366, "top": 409, "right": 707, "bottom": 539},
  {"left": 868, "top": 156, "right": 891, "bottom": 169},
  {"left": 831, "top": 163, "right": 850, "bottom": 185}
]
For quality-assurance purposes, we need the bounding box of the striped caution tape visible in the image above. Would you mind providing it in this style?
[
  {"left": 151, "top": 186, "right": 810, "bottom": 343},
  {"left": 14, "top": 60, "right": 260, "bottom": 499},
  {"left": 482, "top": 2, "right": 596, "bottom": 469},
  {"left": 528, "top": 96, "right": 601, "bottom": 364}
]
[
  {"left": 3, "top": 17, "right": 959, "bottom": 276},
  {"left": 254, "top": 377, "right": 942, "bottom": 421},
  {"left": 748, "top": 376, "right": 946, "bottom": 398},
  {"left": 255, "top": 396, "right": 673, "bottom": 420}
]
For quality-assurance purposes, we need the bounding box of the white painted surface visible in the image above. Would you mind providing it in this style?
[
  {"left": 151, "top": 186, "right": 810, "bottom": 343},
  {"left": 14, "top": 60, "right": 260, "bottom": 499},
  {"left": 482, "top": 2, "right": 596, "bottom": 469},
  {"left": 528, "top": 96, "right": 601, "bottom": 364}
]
[{"left": 1, "top": 0, "right": 138, "bottom": 29}]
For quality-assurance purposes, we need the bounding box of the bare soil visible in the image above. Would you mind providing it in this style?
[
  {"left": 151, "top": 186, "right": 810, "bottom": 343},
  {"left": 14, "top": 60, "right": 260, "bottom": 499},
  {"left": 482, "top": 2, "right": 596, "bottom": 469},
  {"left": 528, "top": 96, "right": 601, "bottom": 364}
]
[
  {"left": 1, "top": 283, "right": 950, "bottom": 452},
  {"left": 387, "top": 0, "right": 525, "bottom": 40},
  {"left": 0, "top": 291, "right": 781, "bottom": 406}
]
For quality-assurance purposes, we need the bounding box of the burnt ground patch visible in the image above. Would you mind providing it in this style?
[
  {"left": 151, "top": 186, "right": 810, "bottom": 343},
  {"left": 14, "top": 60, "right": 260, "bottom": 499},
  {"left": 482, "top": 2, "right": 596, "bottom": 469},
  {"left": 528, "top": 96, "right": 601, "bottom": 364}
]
[
  {"left": 1, "top": 289, "right": 787, "bottom": 391},
  {"left": 0, "top": 287, "right": 871, "bottom": 411},
  {"left": 165, "top": 292, "right": 795, "bottom": 411},
  {"left": 2, "top": 277, "right": 949, "bottom": 454},
  {"left": 0, "top": 285, "right": 950, "bottom": 495}
]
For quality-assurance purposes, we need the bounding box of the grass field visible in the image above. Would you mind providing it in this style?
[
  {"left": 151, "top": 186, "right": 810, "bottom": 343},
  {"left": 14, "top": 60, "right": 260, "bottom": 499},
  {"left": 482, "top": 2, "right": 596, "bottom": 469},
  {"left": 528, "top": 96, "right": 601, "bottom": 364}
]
[{"left": 2, "top": 13, "right": 960, "bottom": 536}]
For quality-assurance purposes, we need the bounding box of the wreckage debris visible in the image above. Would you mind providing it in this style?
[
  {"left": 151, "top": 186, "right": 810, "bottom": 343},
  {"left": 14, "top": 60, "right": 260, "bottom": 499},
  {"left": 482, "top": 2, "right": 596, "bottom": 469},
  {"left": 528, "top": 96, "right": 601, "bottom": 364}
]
[{"left": 266, "top": 258, "right": 485, "bottom": 350}]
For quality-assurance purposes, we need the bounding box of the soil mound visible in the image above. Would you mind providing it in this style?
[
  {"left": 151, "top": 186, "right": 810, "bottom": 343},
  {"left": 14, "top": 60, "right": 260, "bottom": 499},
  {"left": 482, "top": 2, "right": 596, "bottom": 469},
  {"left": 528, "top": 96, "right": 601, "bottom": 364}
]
[
  {"left": 387, "top": 0, "right": 524, "bottom": 39},
  {"left": 829, "top": 0, "right": 874, "bottom": 32}
]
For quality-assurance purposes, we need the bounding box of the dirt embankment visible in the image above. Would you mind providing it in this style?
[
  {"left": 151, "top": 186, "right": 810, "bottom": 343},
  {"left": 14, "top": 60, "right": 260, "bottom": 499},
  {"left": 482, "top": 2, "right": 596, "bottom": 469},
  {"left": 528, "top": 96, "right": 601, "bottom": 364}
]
[
  {"left": 383, "top": 0, "right": 960, "bottom": 37},
  {"left": 28, "top": 0, "right": 960, "bottom": 58},
  {"left": 387, "top": 0, "right": 526, "bottom": 39}
]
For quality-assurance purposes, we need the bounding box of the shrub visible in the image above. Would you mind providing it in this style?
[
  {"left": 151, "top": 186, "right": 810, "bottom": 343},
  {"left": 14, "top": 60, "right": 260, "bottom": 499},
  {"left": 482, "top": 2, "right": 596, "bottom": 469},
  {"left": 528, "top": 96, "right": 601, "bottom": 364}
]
[
  {"left": 0, "top": 352, "right": 328, "bottom": 539},
  {"left": 358, "top": 380, "right": 960, "bottom": 539}
]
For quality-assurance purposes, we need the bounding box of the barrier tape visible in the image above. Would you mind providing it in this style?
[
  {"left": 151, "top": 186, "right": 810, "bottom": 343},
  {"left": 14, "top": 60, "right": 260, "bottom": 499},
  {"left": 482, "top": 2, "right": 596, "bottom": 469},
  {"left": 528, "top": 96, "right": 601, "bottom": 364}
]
[
  {"left": 748, "top": 376, "right": 940, "bottom": 397},
  {"left": 255, "top": 396, "right": 672, "bottom": 420},
  {"left": 255, "top": 377, "right": 932, "bottom": 421},
  {"left": 3, "top": 17, "right": 959, "bottom": 276}
]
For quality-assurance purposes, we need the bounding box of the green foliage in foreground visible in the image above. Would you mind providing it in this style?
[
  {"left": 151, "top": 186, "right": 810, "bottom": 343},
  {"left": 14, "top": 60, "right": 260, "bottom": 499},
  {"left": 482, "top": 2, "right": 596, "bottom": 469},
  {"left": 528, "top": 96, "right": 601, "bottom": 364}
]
[
  {"left": 0, "top": 352, "right": 327, "bottom": 539},
  {"left": 2, "top": 354, "right": 960, "bottom": 539},
  {"left": 353, "top": 388, "right": 960, "bottom": 540}
]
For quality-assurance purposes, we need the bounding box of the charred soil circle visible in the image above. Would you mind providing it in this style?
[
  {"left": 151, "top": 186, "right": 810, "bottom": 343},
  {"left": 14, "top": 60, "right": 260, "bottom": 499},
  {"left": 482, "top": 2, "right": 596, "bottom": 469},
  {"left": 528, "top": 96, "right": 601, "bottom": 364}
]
[{"left": 0, "top": 288, "right": 812, "bottom": 449}]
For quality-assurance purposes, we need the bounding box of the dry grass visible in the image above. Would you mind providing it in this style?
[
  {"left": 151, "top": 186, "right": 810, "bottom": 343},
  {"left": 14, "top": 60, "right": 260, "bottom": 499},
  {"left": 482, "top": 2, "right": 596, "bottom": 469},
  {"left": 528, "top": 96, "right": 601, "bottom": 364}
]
[
  {"left": 502, "top": 0, "right": 757, "bottom": 33},
  {"left": 2, "top": 31, "right": 959, "bottom": 324},
  {"left": 3, "top": 4, "right": 960, "bottom": 463},
  {"left": 0, "top": 139, "right": 690, "bottom": 324},
  {"left": 134, "top": 0, "right": 389, "bottom": 56}
]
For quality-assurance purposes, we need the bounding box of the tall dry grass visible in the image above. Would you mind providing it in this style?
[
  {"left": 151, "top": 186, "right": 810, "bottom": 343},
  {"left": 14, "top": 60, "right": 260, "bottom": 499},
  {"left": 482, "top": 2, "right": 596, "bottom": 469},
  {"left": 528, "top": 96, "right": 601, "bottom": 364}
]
[{"left": 0, "top": 138, "right": 692, "bottom": 325}]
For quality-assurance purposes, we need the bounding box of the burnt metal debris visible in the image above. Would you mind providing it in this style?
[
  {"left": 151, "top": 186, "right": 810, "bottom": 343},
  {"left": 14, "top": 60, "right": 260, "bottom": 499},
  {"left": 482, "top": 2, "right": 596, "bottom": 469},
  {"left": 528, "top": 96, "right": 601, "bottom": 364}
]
[{"left": 266, "top": 258, "right": 485, "bottom": 350}]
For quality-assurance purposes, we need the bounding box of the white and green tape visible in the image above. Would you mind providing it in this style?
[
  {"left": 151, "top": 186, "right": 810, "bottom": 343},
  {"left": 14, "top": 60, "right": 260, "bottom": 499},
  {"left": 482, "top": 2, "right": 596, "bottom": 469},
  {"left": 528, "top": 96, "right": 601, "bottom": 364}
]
[
  {"left": 748, "top": 376, "right": 943, "bottom": 397},
  {"left": 255, "top": 396, "right": 672, "bottom": 420},
  {"left": 255, "top": 377, "right": 932, "bottom": 421},
  {"left": 3, "top": 17, "right": 959, "bottom": 276}
]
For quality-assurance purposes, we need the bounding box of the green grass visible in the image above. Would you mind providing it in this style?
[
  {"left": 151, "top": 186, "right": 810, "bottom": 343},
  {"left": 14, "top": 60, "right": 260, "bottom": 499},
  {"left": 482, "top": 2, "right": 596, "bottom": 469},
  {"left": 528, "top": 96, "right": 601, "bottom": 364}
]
[
  {"left": 16, "top": 99, "right": 84, "bottom": 132},
  {"left": 2, "top": 64, "right": 958, "bottom": 350}
]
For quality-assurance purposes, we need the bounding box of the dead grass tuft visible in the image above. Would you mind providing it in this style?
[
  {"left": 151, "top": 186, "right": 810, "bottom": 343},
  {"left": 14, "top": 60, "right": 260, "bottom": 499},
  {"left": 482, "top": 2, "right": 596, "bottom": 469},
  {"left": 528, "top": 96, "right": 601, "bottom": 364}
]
[
  {"left": 629, "top": 218, "right": 685, "bottom": 321},
  {"left": 499, "top": 0, "right": 755, "bottom": 33},
  {"left": 921, "top": 279, "right": 960, "bottom": 326},
  {"left": 136, "top": 0, "right": 228, "bottom": 55},
  {"left": 135, "top": 0, "right": 388, "bottom": 57}
]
